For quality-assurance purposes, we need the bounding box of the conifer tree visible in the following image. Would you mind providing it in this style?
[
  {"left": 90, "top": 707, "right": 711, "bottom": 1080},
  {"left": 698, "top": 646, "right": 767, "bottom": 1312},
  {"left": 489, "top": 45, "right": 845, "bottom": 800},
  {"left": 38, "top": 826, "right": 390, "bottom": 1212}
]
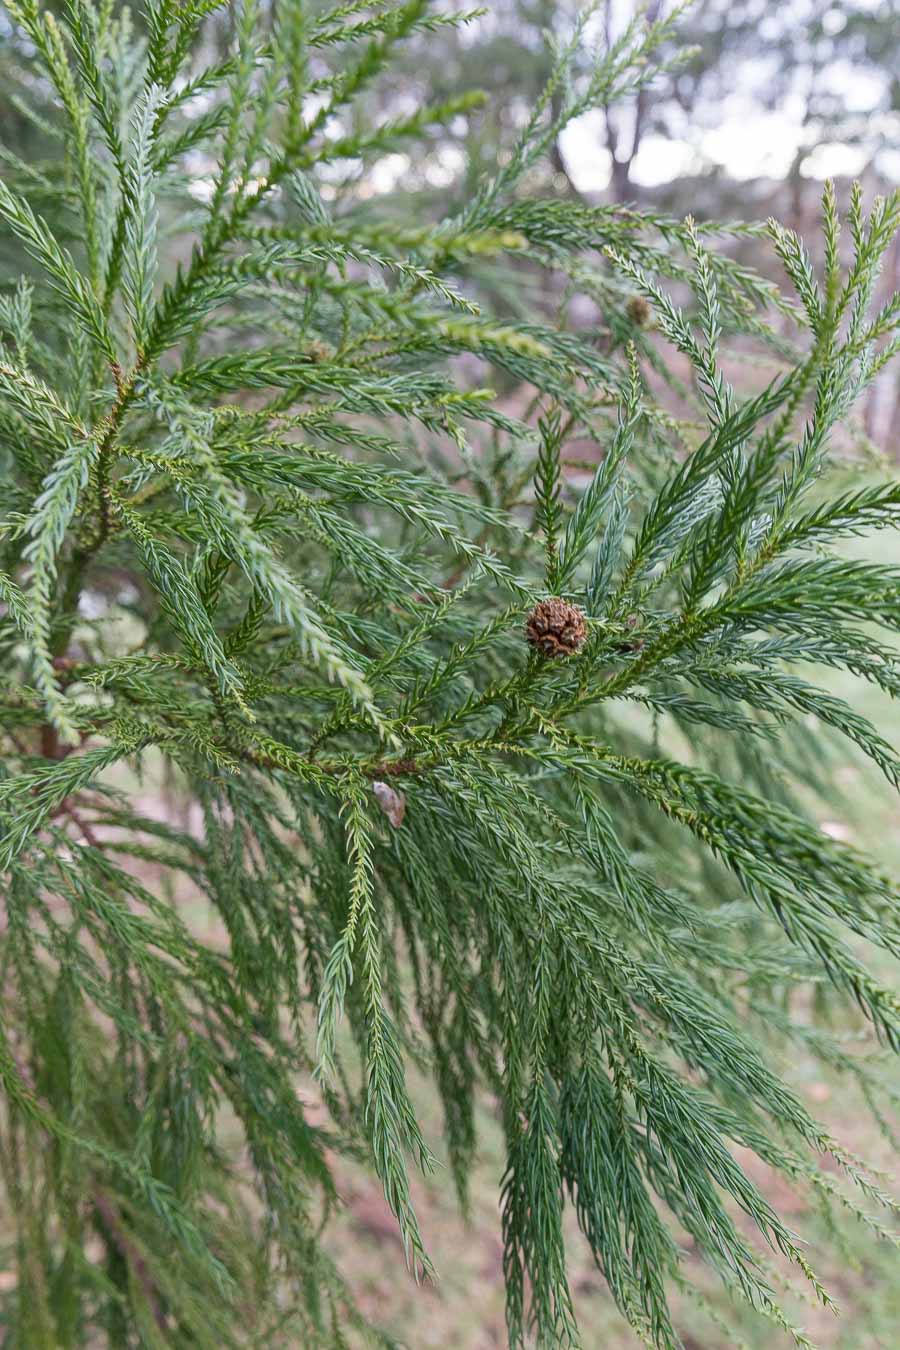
[{"left": 0, "top": 2, "right": 899, "bottom": 1346}]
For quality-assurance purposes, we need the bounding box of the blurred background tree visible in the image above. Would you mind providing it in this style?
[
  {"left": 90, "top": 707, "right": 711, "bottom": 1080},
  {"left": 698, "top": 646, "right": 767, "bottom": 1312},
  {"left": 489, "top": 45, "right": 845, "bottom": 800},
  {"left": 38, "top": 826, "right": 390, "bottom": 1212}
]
[{"left": 299, "top": 0, "right": 900, "bottom": 445}]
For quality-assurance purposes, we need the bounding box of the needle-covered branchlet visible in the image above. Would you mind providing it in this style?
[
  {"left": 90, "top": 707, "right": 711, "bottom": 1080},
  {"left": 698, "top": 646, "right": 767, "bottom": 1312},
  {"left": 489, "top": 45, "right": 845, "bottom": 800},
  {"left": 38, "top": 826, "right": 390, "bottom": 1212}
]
[{"left": 0, "top": 5, "right": 899, "bottom": 1349}]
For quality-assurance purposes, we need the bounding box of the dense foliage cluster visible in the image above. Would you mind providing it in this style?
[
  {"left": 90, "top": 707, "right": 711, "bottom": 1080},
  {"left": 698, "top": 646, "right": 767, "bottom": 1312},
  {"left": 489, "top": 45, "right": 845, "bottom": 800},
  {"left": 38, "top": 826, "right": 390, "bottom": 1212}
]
[{"left": 0, "top": 1, "right": 899, "bottom": 1346}]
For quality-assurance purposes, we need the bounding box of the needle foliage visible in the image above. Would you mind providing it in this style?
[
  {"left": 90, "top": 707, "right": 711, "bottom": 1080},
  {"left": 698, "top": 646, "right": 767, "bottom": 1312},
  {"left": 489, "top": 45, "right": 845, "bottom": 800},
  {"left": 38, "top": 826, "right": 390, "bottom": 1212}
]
[{"left": 0, "top": 2, "right": 899, "bottom": 1346}]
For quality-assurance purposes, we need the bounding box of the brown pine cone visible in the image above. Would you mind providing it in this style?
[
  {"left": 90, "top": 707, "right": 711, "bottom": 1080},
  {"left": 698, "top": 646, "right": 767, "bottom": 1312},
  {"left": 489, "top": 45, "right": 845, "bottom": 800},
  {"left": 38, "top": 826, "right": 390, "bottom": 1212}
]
[
  {"left": 525, "top": 598, "right": 587, "bottom": 658},
  {"left": 626, "top": 294, "right": 652, "bottom": 327}
]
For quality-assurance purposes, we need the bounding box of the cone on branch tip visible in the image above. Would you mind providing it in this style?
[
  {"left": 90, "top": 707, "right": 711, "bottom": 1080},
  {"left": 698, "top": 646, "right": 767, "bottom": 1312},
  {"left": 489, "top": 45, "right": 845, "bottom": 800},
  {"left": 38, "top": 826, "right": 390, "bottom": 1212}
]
[{"left": 525, "top": 598, "right": 587, "bottom": 658}]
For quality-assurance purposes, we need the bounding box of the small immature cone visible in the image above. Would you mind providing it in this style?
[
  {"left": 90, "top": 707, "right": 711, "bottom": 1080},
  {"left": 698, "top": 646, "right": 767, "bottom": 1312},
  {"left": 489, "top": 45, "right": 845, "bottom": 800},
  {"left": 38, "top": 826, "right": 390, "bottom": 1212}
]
[
  {"left": 613, "top": 612, "right": 644, "bottom": 654},
  {"left": 626, "top": 294, "right": 652, "bottom": 327},
  {"left": 525, "top": 598, "right": 587, "bottom": 658},
  {"left": 372, "top": 781, "right": 406, "bottom": 828}
]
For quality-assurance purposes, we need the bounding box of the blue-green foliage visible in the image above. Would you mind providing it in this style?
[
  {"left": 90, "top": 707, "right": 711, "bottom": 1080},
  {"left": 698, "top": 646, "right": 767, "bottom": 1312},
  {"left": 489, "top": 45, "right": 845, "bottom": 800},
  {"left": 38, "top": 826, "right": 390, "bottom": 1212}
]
[{"left": 0, "top": 1, "right": 899, "bottom": 1346}]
